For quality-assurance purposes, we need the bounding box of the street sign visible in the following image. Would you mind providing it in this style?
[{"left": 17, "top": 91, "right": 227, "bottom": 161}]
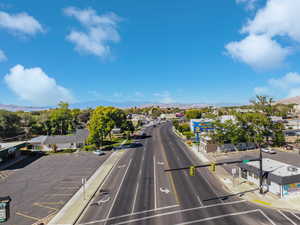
[
  {"left": 243, "top": 160, "right": 250, "bottom": 163},
  {"left": 0, "top": 196, "right": 11, "bottom": 223}
]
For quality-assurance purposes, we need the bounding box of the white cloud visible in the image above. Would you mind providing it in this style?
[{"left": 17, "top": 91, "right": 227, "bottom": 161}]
[
  {"left": 64, "top": 7, "right": 121, "bottom": 57},
  {"left": 254, "top": 72, "right": 300, "bottom": 98},
  {"left": 225, "top": 34, "right": 290, "bottom": 69},
  {"left": 4, "top": 65, "right": 74, "bottom": 106},
  {"left": 236, "top": 0, "right": 258, "bottom": 10},
  {"left": 227, "top": 0, "right": 300, "bottom": 70},
  {"left": 242, "top": 0, "right": 300, "bottom": 41},
  {"left": 0, "top": 11, "right": 43, "bottom": 35},
  {"left": 0, "top": 49, "right": 7, "bottom": 62},
  {"left": 153, "top": 91, "right": 174, "bottom": 104}
]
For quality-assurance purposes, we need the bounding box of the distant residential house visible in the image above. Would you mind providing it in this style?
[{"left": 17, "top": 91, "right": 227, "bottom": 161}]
[
  {"left": 270, "top": 116, "right": 284, "bottom": 123},
  {"left": 219, "top": 115, "right": 236, "bottom": 123},
  {"left": 160, "top": 113, "right": 177, "bottom": 120},
  {"left": 111, "top": 127, "right": 122, "bottom": 134},
  {"left": 28, "top": 129, "right": 89, "bottom": 151}
]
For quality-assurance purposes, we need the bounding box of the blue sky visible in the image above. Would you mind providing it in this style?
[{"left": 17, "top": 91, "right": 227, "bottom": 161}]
[{"left": 1, "top": 0, "right": 300, "bottom": 106}]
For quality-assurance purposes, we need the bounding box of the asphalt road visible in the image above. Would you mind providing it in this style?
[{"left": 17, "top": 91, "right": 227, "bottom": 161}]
[{"left": 78, "top": 122, "right": 300, "bottom": 225}]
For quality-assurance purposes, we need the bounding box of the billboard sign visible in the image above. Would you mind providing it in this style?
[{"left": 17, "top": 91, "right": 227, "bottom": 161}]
[{"left": 193, "top": 121, "right": 213, "bottom": 132}]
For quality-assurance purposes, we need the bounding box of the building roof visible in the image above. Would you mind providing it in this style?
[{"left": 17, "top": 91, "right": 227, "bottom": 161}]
[
  {"left": 240, "top": 158, "right": 300, "bottom": 185},
  {"left": 28, "top": 129, "right": 89, "bottom": 145},
  {"left": 29, "top": 136, "right": 48, "bottom": 143},
  {"left": 0, "top": 141, "right": 27, "bottom": 151}
]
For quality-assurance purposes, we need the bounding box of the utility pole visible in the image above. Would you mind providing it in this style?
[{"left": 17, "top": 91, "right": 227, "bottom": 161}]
[{"left": 259, "top": 143, "right": 263, "bottom": 194}]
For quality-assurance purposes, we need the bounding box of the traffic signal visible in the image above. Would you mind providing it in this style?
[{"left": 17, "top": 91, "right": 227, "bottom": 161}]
[
  {"left": 210, "top": 163, "right": 216, "bottom": 172},
  {"left": 189, "top": 166, "right": 196, "bottom": 176}
]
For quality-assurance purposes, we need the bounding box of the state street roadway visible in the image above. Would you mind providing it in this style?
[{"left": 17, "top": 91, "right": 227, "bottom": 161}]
[{"left": 78, "top": 122, "right": 300, "bottom": 225}]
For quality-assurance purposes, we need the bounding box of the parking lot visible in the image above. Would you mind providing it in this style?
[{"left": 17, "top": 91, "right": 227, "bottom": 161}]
[{"left": 0, "top": 151, "right": 111, "bottom": 225}]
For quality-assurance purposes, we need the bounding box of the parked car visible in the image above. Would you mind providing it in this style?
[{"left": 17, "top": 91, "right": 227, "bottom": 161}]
[
  {"left": 261, "top": 148, "right": 276, "bottom": 154},
  {"left": 93, "top": 150, "right": 105, "bottom": 156},
  {"left": 285, "top": 144, "right": 294, "bottom": 150}
]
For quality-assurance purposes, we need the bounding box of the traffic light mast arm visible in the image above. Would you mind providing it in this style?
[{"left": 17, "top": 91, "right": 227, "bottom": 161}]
[{"left": 164, "top": 158, "right": 260, "bottom": 172}]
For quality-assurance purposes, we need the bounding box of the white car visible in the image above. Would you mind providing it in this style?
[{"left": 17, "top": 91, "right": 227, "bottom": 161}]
[
  {"left": 261, "top": 148, "right": 276, "bottom": 154},
  {"left": 93, "top": 150, "right": 105, "bottom": 156}
]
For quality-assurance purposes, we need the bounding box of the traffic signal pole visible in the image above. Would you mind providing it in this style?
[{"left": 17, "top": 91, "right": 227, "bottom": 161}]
[
  {"left": 165, "top": 158, "right": 260, "bottom": 172},
  {"left": 259, "top": 144, "right": 263, "bottom": 194}
]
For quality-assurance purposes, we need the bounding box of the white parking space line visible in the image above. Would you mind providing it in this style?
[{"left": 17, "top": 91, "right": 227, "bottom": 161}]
[
  {"left": 277, "top": 210, "right": 297, "bottom": 225},
  {"left": 175, "top": 209, "right": 260, "bottom": 225},
  {"left": 80, "top": 200, "right": 246, "bottom": 225},
  {"left": 258, "top": 209, "right": 277, "bottom": 225},
  {"left": 290, "top": 212, "right": 300, "bottom": 221},
  {"left": 105, "top": 159, "right": 132, "bottom": 220},
  {"left": 154, "top": 156, "right": 157, "bottom": 209},
  {"left": 197, "top": 196, "right": 203, "bottom": 207}
]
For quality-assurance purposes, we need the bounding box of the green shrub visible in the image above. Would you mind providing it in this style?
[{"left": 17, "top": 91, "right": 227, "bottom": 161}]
[
  {"left": 62, "top": 149, "right": 77, "bottom": 153},
  {"left": 83, "top": 144, "right": 96, "bottom": 151},
  {"left": 183, "top": 131, "right": 194, "bottom": 140}
]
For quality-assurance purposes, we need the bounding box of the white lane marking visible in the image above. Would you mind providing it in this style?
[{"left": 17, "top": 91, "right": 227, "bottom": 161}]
[
  {"left": 175, "top": 209, "right": 260, "bottom": 225},
  {"left": 105, "top": 159, "right": 132, "bottom": 220},
  {"left": 197, "top": 196, "right": 203, "bottom": 207},
  {"left": 278, "top": 210, "right": 297, "bottom": 225},
  {"left": 160, "top": 187, "right": 170, "bottom": 194},
  {"left": 131, "top": 182, "right": 140, "bottom": 214},
  {"left": 80, "top": 200, "right": 246, "bottom": 225},
  {"left": 75, "top": 151, "right": 126, "bottom": 224},
  {"left": 178, "top": 138, "right": 225, "bottom": 204},
  {"left": 98, "top": 196, "right": 110, "bottom": 204},
  {"left": 154, "top": 156, "right": 157, "bottom": 209},
  {"left": 258, "top": 209, "right": 277, "bottom": 225},
  {"left": 290, "top": 212, "right": 300, "bottom": 221},
  {"left": 131, "top": 137, "right": 148, "bottom": 213}
]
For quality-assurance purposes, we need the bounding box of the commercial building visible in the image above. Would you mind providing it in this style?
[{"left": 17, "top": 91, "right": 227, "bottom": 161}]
[
  {"left": 239, "top": 158, "right": 300, "bottom": 198},
  {"left": 28, "top": 129, "right": 89, "bottom": 151}
]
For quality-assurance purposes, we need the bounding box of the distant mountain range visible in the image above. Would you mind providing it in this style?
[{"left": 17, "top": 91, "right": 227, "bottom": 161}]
[
  {"left": 276, "top": 96, "right": 300, "bottom": 105},
  {"left": 0, "top": 100, "right": 244, "bottom": 112},
  {"left": 0, "top": 104, "right": 48, "bottom": 112}
]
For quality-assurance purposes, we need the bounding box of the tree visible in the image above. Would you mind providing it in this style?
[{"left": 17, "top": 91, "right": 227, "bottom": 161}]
[
  {"left": 185, "top": 109, "right": 202, "bottom": 120},
  {"left": 0, "top": 110, "right": 22, "bottom": 139},
  {"left": 88, "top": 106, "right": 108, "bottom": 147},
  {"left": 49, "top": 102, "right": 76, "bottom": 135},
  {"left": 250, "top": 95, "right": 274, "bottom": 116},
  {"left": 87, "top": 106, "right": 129, "bottom": 147}
]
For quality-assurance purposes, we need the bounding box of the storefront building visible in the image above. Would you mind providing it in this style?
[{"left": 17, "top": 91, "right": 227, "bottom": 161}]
[{"left": 239, "top": 158, "right": 300, "bottom": 198}]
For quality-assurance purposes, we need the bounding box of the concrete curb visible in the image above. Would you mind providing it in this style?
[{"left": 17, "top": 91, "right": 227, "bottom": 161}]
[{"left": 48, "top": 150, "right": 125, "bottom": 225}]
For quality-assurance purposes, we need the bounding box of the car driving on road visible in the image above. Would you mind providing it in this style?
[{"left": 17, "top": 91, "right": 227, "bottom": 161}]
[
  {"left": 93, "top": 150, "right": 105, "bottom": 156},
  {"left": 261, "top": 148, "right": 277, "bottom": 154}
]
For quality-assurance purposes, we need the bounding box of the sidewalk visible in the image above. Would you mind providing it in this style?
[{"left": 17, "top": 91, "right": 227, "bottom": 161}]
[
  {"left": 48, "top": 150, "right": 125, "bottom": 225},
  {"left": 173, "top": 128, "right": 300, "bottom": 212}
]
